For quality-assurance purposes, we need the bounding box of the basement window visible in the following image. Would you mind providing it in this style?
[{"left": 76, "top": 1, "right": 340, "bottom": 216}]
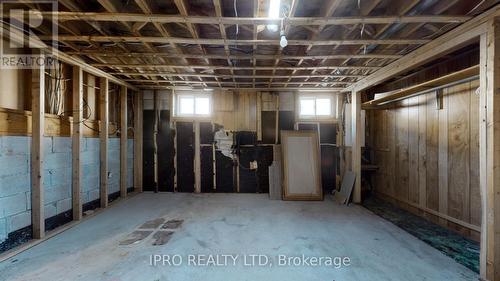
[
  {"left": 176, "top": 93, "right": 212, "bottom": 117},
  {"left": 299, "top": 94, "right": 335, "bottom": 119}
]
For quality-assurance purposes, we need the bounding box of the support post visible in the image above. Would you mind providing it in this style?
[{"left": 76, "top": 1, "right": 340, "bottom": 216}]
[
  {"left": 480, "top": 17, "right": 500, "bottom": 281},
  {"left": 351, "top": 90, "right": 362, "bottom": 203},
  {"left": 120, "top": 86, "right": 128, "bottom": 197},
  {"left": 72, "top": 66, "right": 83, "bottom": 220},
  {"left": 31, "top": 53, "right": 45, "bottom": 239},
  {"left": 134, "top": 91, "right": 143, "bottom": 192},
  {"left": 194, "top": 121, "right": 201, "bottom": 193},
  {"left": 100, "top": 78, "right": 109, "bottom": 208}
]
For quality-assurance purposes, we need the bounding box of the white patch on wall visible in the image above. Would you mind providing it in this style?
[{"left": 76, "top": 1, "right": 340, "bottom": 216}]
[{"left": 214, "top": 128, "right": 233, "bottom": 158}]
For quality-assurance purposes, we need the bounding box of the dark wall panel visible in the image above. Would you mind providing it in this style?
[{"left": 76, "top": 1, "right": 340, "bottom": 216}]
[
  {"left": 256, "top": 146, "right": 274, "bottom": 193},
  {"left": 201, "top": 146, "right": 214, "bottom": 192},
  {"left": 143, "top": 110, "right": 155, "bottom": 191},
  {"left": 200, "top": 122, "right": 214, "bottom": 144},
  {"left": 216, "top": 151, "right": 235, "bottom": 192},
  {"left": 238, "top": 147, "right": 258, "bottom": 193},
  {"left": 319, "top": 123, "right": 337, "bottom": 144},
  {"left": 321, "top": 145, "right": 337, "bottom": 193},
  {"left": 158, "top": 111, "right": 174, "bottom": 192},
  {"left": 176, "top": 122, "right": 194, "bottom": 192},
  {"left": 278, "top": 111, "right": 295, "bottom": 143},
  {"left": 261, "top": 111, "right": 276, "bottom": 144}
]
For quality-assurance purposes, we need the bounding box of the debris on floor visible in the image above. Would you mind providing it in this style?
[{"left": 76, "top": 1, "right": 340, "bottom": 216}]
[
  {"left": 162, "top": 219, "right": 184, "bottom": 230},
  {"left": 363, "top": 197, "right": 480, "bottom": 273},
  {"left": 120, "top": 217, "right": 184, "bottom": 246},
  {"left": 139, "top": 218, "right": 166, "bottom": 229},
  {"left": 119, "top": 230, "right": 153, "bottom": 245},
  {"left": 152, "top": 231, "right": 174, "bottom": 245}
]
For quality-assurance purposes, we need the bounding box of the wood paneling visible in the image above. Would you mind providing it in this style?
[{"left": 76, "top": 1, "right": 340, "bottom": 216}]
[{"left": 368, "top": 80, "right": 481, "bottom": 239}]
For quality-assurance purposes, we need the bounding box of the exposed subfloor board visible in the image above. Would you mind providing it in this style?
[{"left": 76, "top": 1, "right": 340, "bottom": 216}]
[{"left": 0, "top": 193, "right": 477, "bottom": 281}]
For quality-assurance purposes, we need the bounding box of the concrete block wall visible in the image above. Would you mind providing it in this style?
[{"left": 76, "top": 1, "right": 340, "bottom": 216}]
[
  {"left": 0, "top": 136, "right": 31, "bottom": 243},
  {"left": 81, "top": 138, "right": 100, "bottom": 204},
  {"left": 127, "top": 139, "right": 134, "bottom": 188},
  {"left": 0, "top": 136, "right": 134, "bottom": 244},
  {"left": 108, "top": 138, "right": 120, "bottom": 194}
]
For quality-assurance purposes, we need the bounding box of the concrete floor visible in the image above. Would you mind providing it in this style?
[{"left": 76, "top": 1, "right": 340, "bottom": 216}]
[{"left": 0, "top": 193, "right": 478, "bottom": 281}]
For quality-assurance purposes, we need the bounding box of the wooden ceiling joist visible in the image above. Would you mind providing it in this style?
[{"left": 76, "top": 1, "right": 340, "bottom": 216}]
[
  {"left": 42, "top": 35, "right": 430, "bottom": 46},
  {"left": 47, "top": 12, "right": 472, "bottom": 25},
  {"left": 110, "top": 73, "right": 365, "bottom": 79},
  {"left": 91, "top": 64, "right": 381, "bottom": 71},
  {"left": 66, "top": 52, "right": 403, "bottom": 60}
]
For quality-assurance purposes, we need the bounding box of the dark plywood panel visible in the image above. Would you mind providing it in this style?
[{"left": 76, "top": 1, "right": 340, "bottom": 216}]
[
  {"left": 215, "top": 151, "right": 235, "bottom": 192},
  {"left": 256, "top": 146, "right": 274, "bottom": 193},
  {"left": 319, "top": 123, "right": 337, "bottom": 144},
  {"left": 278, "top": 111, "right": 295, "bottom": 143},
  {"left": 158, "top": 110, "right": 174, "bottom": 192},
  {"left": 261, "top": 111, "right": 276, "bottom": 144},
  {"left": 238, "top": 147, "right": 258, "bottom": 193},
  {"left": 321, "top": 145, "right": 337, "bottom": 193},
  {"left": 201, "top": 146, "right": 214, "bottom": 192},
  {"left": 200, "top": 122, "right": 214, "bottom": 144},
  {"left": 143, "top": 110, "right": 155, "bottom": 191},
  {"left": 143, "top": 110, "right": 174, "bottom": 192},
  {"left": 176, "top": 122, "right": 194, "bottom": 192},
  {"left": 297, "top": 123, "right": 319, "bottom": 131}
]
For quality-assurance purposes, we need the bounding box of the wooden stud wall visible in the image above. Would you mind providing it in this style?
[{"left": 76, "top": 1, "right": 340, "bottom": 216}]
[{"left": 368, "top": 80, "right": 481, "bottom": 239}]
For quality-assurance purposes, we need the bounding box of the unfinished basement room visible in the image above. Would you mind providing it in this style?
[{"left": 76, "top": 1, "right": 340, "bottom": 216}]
[{"left": 1, "top": 0, "right": 500, "bottom": 280}]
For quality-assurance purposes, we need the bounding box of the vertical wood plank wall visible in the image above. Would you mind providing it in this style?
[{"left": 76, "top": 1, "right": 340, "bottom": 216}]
[{"left": 368, "top": 79, "right": 481, "bottom": 240}]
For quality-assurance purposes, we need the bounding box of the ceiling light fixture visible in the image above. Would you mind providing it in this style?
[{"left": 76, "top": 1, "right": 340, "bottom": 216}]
[
  {"left": 280, "top": 30, "right": 288, "bottom": 48},
  {"left": 267, "top": 0, "right": 280, "bottom": 32}
]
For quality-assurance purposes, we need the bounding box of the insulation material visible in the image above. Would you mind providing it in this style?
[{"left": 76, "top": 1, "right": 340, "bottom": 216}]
[{"left": 214, "top": 128, "right": 234, "bottom": 158}]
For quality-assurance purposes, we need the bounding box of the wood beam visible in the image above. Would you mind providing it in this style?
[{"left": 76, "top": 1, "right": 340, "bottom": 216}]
[
  {"left": 91, "top": 64, "right": 380, "bottom": 71},
  {"left": 72, "top": 66, "right": 83, "bottom": 221},
  {"left": 66, "top": 51, "right": 403, "bottom": 60},
  {"left": 351, "top": 90, "right": 362, "bottom": 204},
  {"left": 41, "top": 35, "right": 430, "bottom": 46},
  {"left": 112, "top": 72, "right": 365, "bottom": 79},
  {"left": 0, "top": 21, "right": 137, "bottom": 90},
  {"left": 99, "top": 78, "right": 109, "bottom": 208},
  {"left": 120, "top": 86, "right": 128, "bottom": 198},
  {"left": 48, "top": 12, "right": 472, "bottom": 25},
  {"left": 31, "top": 52, "right": 45, "bottom": 239},
  {"left": 133, "top": 92, "right": 143, "bottom": 193},
  {"left": 480, "top": 17, "right": 500, "bottom": 281}
]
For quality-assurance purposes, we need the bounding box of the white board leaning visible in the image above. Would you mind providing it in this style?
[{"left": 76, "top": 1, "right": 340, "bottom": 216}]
[{"left": 281, "top": 130, "right": 322, "bottom": 201}]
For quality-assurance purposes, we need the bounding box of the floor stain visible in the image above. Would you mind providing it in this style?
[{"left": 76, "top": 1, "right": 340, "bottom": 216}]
[
  {"left": 162, "top": 219, "right": 184, "bottom": 229},
  {"left": 152, "top": 231, "right": 174, "bottom": 246},
  {"left": 138, "top": 218, "right": 166, "bottom": 229},
  {"left": 119, "top": 231, "right": 153, "bottom": 245},
  {"left": 363, "top": 197, "right": 480, "bottom": 273}
]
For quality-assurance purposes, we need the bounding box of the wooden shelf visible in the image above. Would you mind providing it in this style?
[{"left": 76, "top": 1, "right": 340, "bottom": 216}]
[{"left": 363, "top": 65, "right": 479, "bottom": 107}]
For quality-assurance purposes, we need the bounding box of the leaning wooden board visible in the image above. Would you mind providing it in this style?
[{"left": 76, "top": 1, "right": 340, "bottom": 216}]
[{"left": 281, "top": 130, "right": 323, "bottom": 201}]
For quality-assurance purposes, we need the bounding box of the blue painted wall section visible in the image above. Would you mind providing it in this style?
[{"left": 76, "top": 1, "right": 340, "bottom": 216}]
[
  {"left": 128, "top": 139, "right": 134, "bottom": 189},
  {"left": 0, "top": 136, "right": 134, "bottom": 244},
  {"left": 107, "top": 138, "right": 121, "bottom": 194},
  {"left": 0, "top": 136, "right": 31, "bottom": 244}
]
